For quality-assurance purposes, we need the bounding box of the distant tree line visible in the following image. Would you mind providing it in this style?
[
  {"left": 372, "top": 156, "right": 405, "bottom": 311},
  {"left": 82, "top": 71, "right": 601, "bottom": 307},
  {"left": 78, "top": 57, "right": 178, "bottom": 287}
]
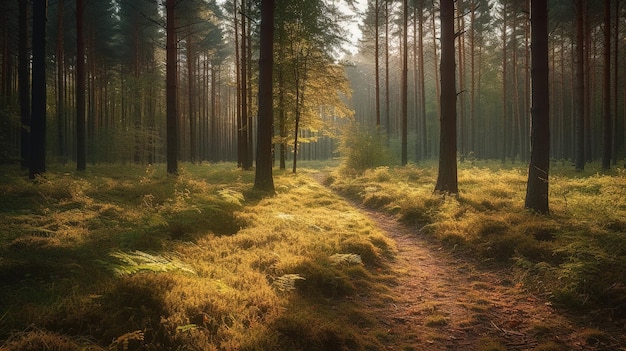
[
  {"left": 0, "top": 0, "right": 623, "bottom": 180},
  {"left": 352, "top": 0, "right": 624, "bottom": 169},
  {"left": 0, "top": 0, "right": 351, "bottom": 173}
]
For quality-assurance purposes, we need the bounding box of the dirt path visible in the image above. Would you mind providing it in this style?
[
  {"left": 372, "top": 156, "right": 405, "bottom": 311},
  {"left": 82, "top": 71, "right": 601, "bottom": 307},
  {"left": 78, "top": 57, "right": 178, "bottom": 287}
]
[{"left": 312, "top": 173, "right": 624, "bottom": 351}]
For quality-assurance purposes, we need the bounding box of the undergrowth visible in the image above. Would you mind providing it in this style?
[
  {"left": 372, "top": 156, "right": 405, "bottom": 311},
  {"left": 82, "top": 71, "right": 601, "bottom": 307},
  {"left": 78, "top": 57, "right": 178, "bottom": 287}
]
[
  {"left": 329, "top": 160, "right": 626, "bottom": 317},
  {"left": 0, "top": 162, "right": 395, "bottom": 350}
]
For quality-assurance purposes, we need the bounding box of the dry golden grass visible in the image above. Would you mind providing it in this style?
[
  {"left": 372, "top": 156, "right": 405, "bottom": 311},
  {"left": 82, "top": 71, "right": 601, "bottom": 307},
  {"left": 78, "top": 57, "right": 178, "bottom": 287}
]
[
  {"left": 0, "top": 163, "right": 395, "bottom": 350},
  {"left": 330, "top": 161, "right": 626, "bottom": 314}
]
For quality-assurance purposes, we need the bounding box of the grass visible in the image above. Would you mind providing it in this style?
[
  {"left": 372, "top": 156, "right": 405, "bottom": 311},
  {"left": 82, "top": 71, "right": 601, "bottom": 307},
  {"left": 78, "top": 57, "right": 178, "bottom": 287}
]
[
  {"left": 330, "top": 160, "right": 626, "bottom": 315},
  {"left": 0, "top": 162, "right": 395, "bottom": 350},
  {"left": 1, "top": 159, "right": 624, "bottom": 349}
]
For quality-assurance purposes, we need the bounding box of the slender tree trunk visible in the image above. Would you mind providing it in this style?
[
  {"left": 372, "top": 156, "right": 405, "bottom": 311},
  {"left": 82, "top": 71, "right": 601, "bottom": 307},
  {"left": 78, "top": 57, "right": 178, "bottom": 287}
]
[
  {"left": 254, "top": 0, "right": 275, "bottom": 192},
  {"left": 501, "top": 1, "right": 508, "bottom": 164},
  {"left": 186, "top": 33, "right": 195, "bottom": 163},
  {"left": 525, "top": 0, "right": 550, "bottom": 214},
  {"left": 401, "top": 0, "right": 408, "bottom": 165},
  {"left": 613, "top": 0, "right": 619, "bottom": 165},
  {"left": 19, "top": 0, "right": 30, "bottom": 169},
  {"left": 434, "top": 0, "right": 458, "bottom": 194},
  {"left": 575, "top": 0, "right": 585, "bottom": 170},
  {"left": 56, "top": 0, "right": 66, "bottom": 164},
  {"left": 457, "top": 2, "right": 466, "bottom": 161},
  {"left": 431, "top": 2, "right": 441, "bottom": 124},
  {"left": 76, "top": 0, "right": 86, "bottom": 171},
  {"left": 522, "top": 0, "right": 530, "bottom": 162},
  {"left": 240, "top": 0, "right": 251, "bottom": 170},
  {"left": 584, "top": 7, "right": 592, "bottom": 162},
  {"left": 30, "top": 0, "right": 47, "bottom": 179},
  {"left": 375, "top": 0, "right": 381, "bottom": 127},
  {"left": 469, "top": 0, "right": 476, "bottom": 157},
  {"left": 385, "top": 0, "right": 390, "bottom": 136},
  {"left": 166, "top": 0, "right": 178, "bottom": 175},
  {"left": 602, "top": 0, "right": 612, "bottom": 169},
  {"left": 278, "top": 67, "right": 287, "bottom": 170},
  {"left": 419, "top": 0, "right": 426, "bottom": 160}
]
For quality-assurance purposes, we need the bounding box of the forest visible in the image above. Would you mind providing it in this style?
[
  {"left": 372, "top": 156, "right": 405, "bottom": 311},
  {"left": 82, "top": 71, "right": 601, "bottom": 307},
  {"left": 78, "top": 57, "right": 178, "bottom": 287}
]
[{"left": 0, "top": 0, "right": 625, "bottom": 350}]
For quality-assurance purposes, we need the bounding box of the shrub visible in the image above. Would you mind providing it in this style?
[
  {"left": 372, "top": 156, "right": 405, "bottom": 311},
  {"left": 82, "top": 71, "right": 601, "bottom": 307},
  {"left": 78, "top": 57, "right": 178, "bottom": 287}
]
[{"left": 337, "top": 123, "right": 394, "bottom": 174}]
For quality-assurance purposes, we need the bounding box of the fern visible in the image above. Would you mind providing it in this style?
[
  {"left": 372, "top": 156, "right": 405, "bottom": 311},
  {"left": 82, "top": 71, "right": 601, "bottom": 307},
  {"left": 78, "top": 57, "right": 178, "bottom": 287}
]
[
  {"left": 329, "top": 253, "right": 363, "bottom": 265},
  {"left": 273, "top": 274, "right": 305, "bottom": 292},
  {"left": 108, "top": 250, "right": 196, "bottom": 277}
]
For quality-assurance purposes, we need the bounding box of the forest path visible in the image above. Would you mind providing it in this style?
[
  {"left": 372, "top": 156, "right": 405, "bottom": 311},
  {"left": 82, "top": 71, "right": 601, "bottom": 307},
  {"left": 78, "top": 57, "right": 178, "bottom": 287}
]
[{"left": 309, "top": 171, "right": 623, "bottom": 351}]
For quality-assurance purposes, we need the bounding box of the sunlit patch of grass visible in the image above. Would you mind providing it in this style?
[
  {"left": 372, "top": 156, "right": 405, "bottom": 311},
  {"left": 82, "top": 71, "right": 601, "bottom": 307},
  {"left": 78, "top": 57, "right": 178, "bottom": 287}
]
[
  {"left": 0, "top": 162, "right": 399, "bottom": 349},
  {"left": 330, "top": 161, "right": 626, "bottom": 313},
  {"left": 423, "top": 314, "right": 448, "bottom": 327}
]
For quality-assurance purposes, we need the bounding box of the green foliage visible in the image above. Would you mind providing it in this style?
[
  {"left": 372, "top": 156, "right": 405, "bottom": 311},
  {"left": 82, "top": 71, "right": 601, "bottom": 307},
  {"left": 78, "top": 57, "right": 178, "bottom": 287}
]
[
  {"left": 338, "top": 123, "right": 394, "bottom": 174},
  {"left": 107, "top": 250, "right": 196, "bottom": 277}
]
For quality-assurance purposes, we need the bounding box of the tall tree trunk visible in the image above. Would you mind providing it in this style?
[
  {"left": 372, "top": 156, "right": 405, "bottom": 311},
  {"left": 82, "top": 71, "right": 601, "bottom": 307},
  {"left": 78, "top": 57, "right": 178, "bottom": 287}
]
[
  {"left": 431, "top": 3, "right": 441, "bottom": 124},
  {"left": 522, "top": 0, "right": 530, "bottom": 162},
  {"left": 247, "top": 11, "right": 254, "bottom": 167},
  {"left": 166, "top": 0, "right": 178, "bottom": 175},
  {"left": 19, "top": 0, "right": 30, "bottom": 169},
  {"left": 418, "top": 0, "right": 426, "bottom": 160},
  {"left": 375, "top": 0, "right": 381, "bottom": 127},
  {"left": 501, "top": 1, "right": 508, "bottom": 164},
  {"left": 292, "top": 60, "right": 307, "bottom": 174},
  {"left": 76, "top": 0, "right": 86, "bottom": 171},
  {"left": 384, "top": 0, "right": 390, "bottom": 136},
  {"left": 30, "top": 0, "right": 47, "bottom": 179},
  {"left": 512, "top": 10, "right": 521, "bottom": 163},
  {"left": 525, "top": 0, "right": 550, "bottom": 214},
  {"left": 601, "top": 0, "right": 612, "bottom": 169},
  {"left": 574, "top": 0, "right": 585, "bottom": 170},
  {"left": 278, "top": 67, "right": 287, "bottom": 170},
  {"left": 583, "top": 6, "right": 592, "bottom": 162},
  {"left": 457, "top": 2, "right": 466, "bottom": 161},
  {"left": 434, "top": 0, "right": 458, "bottom": 194},
  {"left": 612, "top": 0, "right": 619, "bottom": 165},
  {"left": 187, "top": 33, "right": 196, "bottom": 163},
  {"left": 401, "top": 0, "right": 408, "bottom": 165},
  {"left": 240, "top": 0, "right": 251, "bottom": 169},
  {"left": 253, "top": 0, "right": 275, "bottom": 193},
  {"left": 469, "top": 0, "right": 476, "bottom": 157},
  {"left": 56, "top": 0, "right": 66, "bottom": 164}
]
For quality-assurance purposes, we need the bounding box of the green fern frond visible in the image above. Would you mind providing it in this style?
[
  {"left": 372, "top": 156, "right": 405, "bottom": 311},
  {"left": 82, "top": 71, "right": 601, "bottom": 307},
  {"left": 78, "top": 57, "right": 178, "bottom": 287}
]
[
  {"left": 329, "top": 253, "right": 363, "bottom": 265},
  {"left": 273, "top": 273, "right": 305, "bottom": 292},
  {"left": 108, "top": 250, "right": 196, "bottom": 277}
]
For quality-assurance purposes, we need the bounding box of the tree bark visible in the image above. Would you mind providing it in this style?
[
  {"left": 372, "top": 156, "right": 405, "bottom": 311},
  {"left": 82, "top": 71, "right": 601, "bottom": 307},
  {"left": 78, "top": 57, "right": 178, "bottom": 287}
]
[
  {"left": 575, "top": 0, "right": 585, "bottom": 170},
  {"left": 501, "top": 1, "right": 508, "bottom": 164},
  {"left": 601, "top": 0, "right": 612, "bottom": 170},
  {"left": 30, "top": 0, "right": 47, "bottom": 179},
  {"left": 418, "top": 0, "right": 426, "bottom": 160},
  {"left": 375, "top": 0, "right": 381, "bottom": 127},
  {"left": 240, "top": 0, "right": 251, "bottom": 170},
  {"left": 56, "top": 0, "right": 66, "bottom": 164},
  {"left": 525, "top": 0, "right": 550, "bottom": 214},
  {"left": 401, "top": 0, "right": 408, "bottom": 165},
  {"left": 166, "top": 0, "right": 178, "bottom": 175},
  {"left": 19, "top": 0, "right": 30, "bottom": 169},
  {"left": 434, "top": 0, "right": 458, "bottom": 194},
  {"left": 76, "top": 0, "right": 86, "bottom": 171},
  {"left": 253, "top": 0, "right": 275, "bottom": 193}
]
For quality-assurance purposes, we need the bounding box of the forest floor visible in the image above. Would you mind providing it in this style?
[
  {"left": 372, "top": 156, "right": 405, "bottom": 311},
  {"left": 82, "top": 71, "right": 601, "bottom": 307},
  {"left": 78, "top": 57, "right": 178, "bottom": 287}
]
[
  {"left": 1, "top": 163, "right": 624, "bottom": 350},
  {"left": 312, "top": 171, "right": 626, "bottom": 351}
]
